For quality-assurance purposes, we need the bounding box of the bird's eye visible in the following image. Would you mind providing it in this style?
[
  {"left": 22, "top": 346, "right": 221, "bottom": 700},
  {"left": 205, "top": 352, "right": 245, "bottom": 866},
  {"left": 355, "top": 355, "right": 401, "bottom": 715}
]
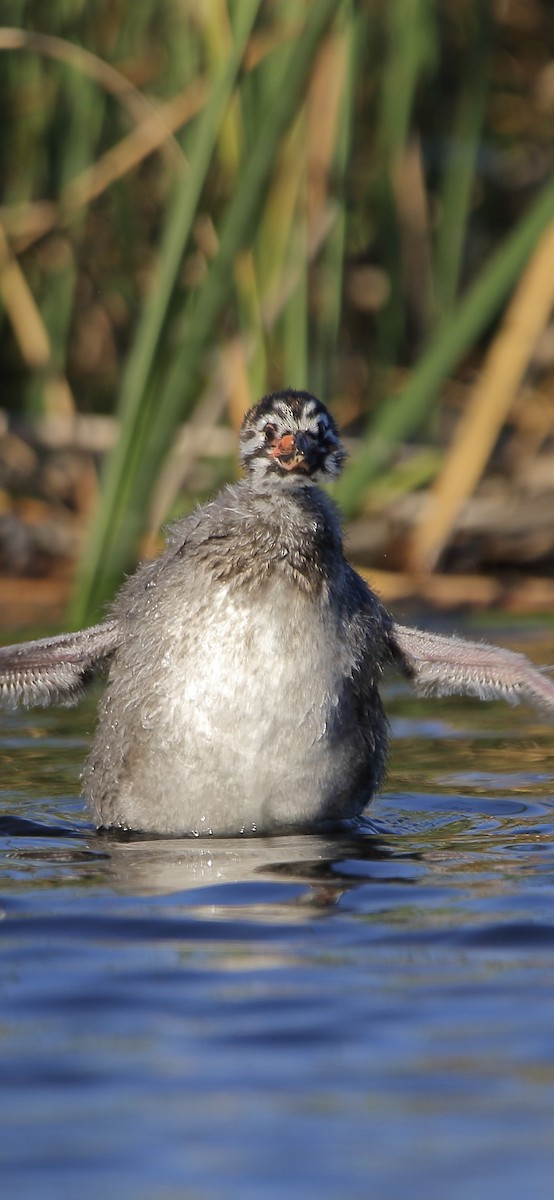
[{"left": 264, "top": 423, "right": 278, "bottom": 443}]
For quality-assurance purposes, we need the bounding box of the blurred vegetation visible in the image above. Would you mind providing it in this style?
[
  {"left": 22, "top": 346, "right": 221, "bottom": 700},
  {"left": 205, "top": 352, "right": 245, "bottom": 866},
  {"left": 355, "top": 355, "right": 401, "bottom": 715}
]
[{"left": 1, "top": 0, "right": 554, "bottom": 627}]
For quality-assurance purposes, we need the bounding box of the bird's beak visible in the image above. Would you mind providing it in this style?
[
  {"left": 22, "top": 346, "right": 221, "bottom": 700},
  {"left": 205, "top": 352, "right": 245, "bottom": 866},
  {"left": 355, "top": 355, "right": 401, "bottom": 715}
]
[{"left": 269, "top": 431, "right": 319, "bottom": 472}]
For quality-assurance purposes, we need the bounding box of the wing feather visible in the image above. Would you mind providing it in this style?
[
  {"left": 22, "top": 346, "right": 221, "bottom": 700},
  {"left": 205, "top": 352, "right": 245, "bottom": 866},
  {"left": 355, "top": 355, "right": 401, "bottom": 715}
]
[
  {"left": 390, "top": 622, "right": 554, "bottom": 715},
  {"left": 0, "top": 620, "right": 122, "bottom": 709}
]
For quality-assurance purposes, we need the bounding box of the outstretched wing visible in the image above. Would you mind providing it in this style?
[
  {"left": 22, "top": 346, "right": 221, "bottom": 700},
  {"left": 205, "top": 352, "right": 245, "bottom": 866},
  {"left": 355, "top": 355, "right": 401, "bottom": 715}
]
[
  {"left": 390, "top": 622, "right": 554, "bottom": 715},
  {"left": 0, "top": 620, "right": 122, "bottom": 709}
]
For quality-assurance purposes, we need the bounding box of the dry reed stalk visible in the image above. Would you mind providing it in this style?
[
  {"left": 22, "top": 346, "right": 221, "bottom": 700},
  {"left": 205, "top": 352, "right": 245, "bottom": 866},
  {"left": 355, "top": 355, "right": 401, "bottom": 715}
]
[
  {"left": 0, "top": 223, "right": 75, "bottom": 417},
  {"left": 0, "top": 27, "right": 184, "bottom": 161},
  {"left": 197, "top": 0, "right": 264, "bottom": 417},
  {"left": 391, "top": 134, "right": 434, "bottom": 343},
  {"left": 261, "top": 202, "right": 338, "bottom": 330},
  {"left": 306, "top": 29, "right": 347, "bottom": 220},
  {"left": 408, "top": 218, "right": 554, "bottom": 573},
  {"left": 256, "top": 112, "right": 307, "bottom": 301}
]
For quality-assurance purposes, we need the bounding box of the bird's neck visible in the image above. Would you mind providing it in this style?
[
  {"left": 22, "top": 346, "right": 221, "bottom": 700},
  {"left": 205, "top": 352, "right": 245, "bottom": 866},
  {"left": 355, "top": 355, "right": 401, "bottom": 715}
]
[{"left": 235, "top": 477, "right": 345, "bottom": 586}]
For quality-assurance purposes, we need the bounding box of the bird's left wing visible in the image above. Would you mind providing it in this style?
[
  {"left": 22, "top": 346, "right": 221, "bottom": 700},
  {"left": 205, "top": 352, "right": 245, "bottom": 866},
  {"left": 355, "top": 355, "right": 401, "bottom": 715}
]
[{"left": 390, "top": 622, "right": 554, "bottom": 715}]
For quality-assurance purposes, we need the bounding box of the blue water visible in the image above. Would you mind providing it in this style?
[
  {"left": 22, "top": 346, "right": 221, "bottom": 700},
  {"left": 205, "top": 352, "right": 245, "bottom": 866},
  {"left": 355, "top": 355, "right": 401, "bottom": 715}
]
[{"left": 1, "top": 629, "right": 554, "bottom": 1200}]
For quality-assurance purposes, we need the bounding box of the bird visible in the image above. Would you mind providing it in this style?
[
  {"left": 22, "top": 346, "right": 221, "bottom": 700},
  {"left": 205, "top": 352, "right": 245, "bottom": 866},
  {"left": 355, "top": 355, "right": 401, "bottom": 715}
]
[{"left": 1, "top": 387, "right": 553, "bottom": 836}]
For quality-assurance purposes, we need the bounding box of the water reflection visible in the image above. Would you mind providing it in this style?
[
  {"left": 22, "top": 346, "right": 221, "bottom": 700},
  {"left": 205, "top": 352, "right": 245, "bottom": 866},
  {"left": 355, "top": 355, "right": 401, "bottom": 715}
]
[{"left": 95, "top": 822, "right": 402, "bottom": 899}]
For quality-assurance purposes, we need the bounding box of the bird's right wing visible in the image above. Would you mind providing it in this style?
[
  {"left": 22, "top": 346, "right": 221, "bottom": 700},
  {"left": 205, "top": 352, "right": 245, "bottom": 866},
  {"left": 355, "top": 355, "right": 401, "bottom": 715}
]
[{"left": 0, "top": 619, "right": 122, "bottom": 709}]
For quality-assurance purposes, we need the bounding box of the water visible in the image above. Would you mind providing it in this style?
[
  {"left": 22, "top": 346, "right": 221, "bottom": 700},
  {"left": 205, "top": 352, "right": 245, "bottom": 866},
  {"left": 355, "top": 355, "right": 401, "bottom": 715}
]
[{"left": 1, "top": 627, "right": 554, "bottom": 1200}]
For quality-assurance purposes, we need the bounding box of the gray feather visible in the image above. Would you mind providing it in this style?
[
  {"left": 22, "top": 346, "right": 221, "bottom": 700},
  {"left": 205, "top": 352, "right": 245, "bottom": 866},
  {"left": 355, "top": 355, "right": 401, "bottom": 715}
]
[
  {"left": 0, "top": 619, "right": 122, "bottom": 709},
  {"left": 391, "top": 622, "right": 554, "bottom": 714}
]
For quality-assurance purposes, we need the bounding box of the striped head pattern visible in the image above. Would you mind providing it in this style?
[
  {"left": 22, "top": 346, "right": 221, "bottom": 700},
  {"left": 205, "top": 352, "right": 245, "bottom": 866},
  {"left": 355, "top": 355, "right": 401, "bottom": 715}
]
[{"left": 239, "top": 389, "right": 346, "bottom": 487}]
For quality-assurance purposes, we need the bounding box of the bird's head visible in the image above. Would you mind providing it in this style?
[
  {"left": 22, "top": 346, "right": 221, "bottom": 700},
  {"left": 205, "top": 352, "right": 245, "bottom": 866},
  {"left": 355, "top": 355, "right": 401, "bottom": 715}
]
[{"left": 239, "top": 389, "right": 346, "bottom": 487}]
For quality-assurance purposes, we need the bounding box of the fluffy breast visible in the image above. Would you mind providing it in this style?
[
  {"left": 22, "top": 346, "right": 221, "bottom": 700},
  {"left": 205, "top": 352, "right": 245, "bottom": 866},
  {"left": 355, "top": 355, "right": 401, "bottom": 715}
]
[
  {"left": 89, "top": 567, "right": 378, "bottom": 834},
  {"left": 140, "top": 575, "right": 347, "bottom": 751}
]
